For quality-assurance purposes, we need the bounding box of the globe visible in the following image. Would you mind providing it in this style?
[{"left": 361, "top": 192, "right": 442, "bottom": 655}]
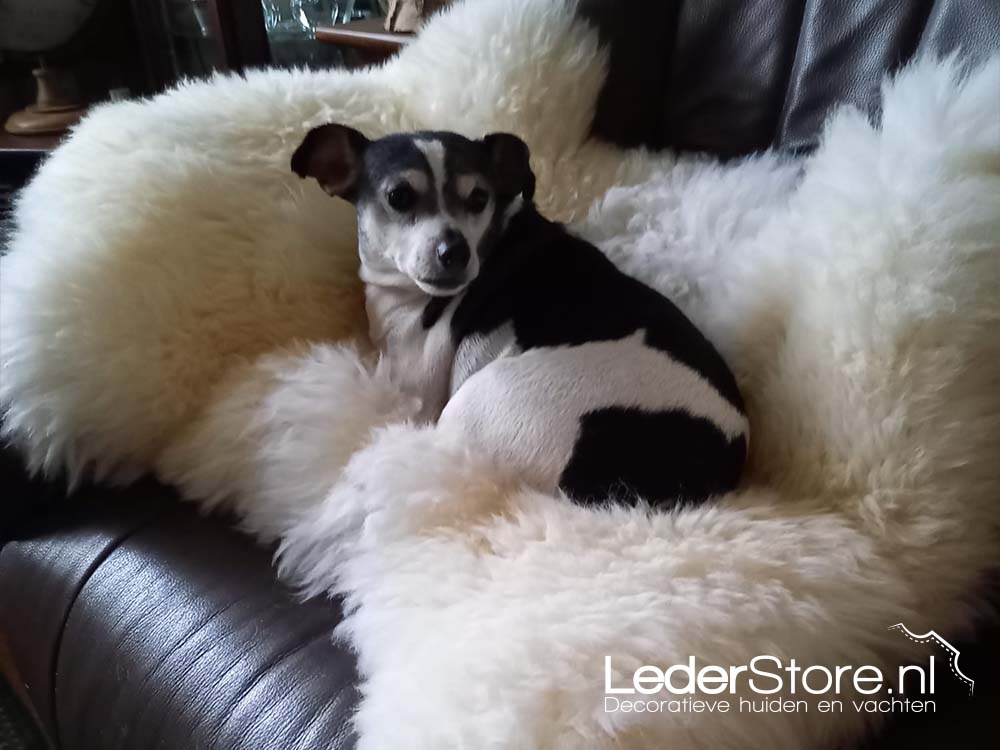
[{"left": 0, "top": 0, "right": 102, "bottom": 52}]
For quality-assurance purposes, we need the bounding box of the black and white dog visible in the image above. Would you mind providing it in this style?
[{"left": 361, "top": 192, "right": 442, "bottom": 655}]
[{"left": 292, "top": 125, "right": 748, "bottom": 506}]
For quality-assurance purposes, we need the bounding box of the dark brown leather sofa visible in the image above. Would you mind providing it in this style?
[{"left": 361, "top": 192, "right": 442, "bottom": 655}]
[{"left": 2, "top": 1, "right": 999, "bottom": 748}]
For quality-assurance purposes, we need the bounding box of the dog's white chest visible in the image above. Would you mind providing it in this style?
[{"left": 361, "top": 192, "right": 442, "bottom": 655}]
[{"left": 366, "top": 286, "right": 456, "bottom": 422}]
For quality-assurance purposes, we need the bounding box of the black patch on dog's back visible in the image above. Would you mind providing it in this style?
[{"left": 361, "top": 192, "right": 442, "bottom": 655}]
[
  {"left": 451, "top": 207, "right": 745, "bottom": 412},
  {"left": 447, "top": 205, "right": 748, "bottom": 508},
  {"left": 559, "top": 407, "right": 747, "bottom": 506}
]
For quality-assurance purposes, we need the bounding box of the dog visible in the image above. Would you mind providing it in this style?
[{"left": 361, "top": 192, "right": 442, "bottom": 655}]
[{"left": 291, "top": 125, "right": 748, "bottom": 506}]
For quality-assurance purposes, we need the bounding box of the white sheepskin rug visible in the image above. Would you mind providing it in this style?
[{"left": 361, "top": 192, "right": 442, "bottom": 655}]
[{"left": 3, "top": 1, "right": 999, "bottom": 748}]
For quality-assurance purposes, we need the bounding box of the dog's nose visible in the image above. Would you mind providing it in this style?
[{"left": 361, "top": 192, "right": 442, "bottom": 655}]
[{"left": 436, "top": 232, "right": 470, "bottom": 271}]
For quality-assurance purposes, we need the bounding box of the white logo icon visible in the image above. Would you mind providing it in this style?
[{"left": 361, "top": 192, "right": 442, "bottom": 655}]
[{"left": 888, "top": 623, "right": 974, "bottom": 696}]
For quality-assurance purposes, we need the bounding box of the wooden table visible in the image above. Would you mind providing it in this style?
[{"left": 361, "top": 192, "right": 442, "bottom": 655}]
[
  {"left": 0, "top": 130, "right": 61, "bottom": 154},
  {"left": 315, "top": 17, "right": 412, "bottom": 66}
]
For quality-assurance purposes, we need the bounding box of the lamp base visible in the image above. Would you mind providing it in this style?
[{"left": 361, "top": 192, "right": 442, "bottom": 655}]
[
  {"left": 4, "top": 66, "right": 87, "bottom": 136},
  {"left": 5, "top": 104, "right": 86, "bottom": 135}
]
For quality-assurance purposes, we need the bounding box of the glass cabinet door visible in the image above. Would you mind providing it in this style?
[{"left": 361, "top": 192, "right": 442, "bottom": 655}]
[
  {"left": 263, "top": 1, "right": 381, "bottom": 68},
  {"left": 129, "top": 0, "right": 271, "bottom": 89},
  {"left": 160, "top": 0, "right": 220, "bottom": 78},
  {"left": 128, "top": 0, "right": 382, "bottom": 92}
]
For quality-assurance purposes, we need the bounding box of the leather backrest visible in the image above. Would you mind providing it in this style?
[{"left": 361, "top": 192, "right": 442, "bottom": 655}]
[{"left": 580, "top": 0, "right": 1000, "bottom": 155}]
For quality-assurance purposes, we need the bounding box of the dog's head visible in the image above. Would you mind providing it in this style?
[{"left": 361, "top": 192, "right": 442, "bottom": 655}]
[{"left": 292, "top": 125, "right": 535, "bottom": 296}]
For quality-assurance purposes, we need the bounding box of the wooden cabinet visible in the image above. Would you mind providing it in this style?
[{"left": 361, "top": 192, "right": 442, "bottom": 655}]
[{"left": 315, "top": 16, "right": 410, "bottom": 67}]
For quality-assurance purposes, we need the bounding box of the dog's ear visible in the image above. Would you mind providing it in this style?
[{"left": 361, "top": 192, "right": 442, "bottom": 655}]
[
  {"left": 291, "top": 123, "right": 370, "bottom": 200},
  {"left": 481, "top": 132, "right": 535, "bottom": 203}
]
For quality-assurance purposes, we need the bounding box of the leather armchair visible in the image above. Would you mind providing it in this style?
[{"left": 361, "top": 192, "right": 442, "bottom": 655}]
[{"left": 3, "top": 1, "right": 998, "bottom": 748}]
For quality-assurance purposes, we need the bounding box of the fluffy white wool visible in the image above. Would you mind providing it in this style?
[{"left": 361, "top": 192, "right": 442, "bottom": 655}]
[{"left": 2, "top": 0, "right": 999, "bottom": 748}]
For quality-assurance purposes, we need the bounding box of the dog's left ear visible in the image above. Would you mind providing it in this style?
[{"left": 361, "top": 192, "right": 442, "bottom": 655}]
[
  {"left": 482, "top": 132, "right": 535, "bottom": 203},
  {"left": 291, "top": 123, "right": 370, "bottom": 201}
]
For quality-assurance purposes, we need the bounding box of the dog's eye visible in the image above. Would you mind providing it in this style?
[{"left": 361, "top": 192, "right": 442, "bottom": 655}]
[
  {"left": 465, "top": 187, "right": 489, "bottom": 214},
  {"left": 387, "top": 184, "right": 417, "bottom": 212}
]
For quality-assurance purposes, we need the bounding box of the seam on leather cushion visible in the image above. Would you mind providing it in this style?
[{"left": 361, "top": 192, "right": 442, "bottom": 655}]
[{"left": 48, "top": 507, "right": 176, "bottom": 742}]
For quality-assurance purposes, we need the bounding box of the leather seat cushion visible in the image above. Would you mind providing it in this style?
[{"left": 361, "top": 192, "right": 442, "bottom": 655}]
[{"left": 0, "top": 480, "right": 358, "bottom": 750}]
